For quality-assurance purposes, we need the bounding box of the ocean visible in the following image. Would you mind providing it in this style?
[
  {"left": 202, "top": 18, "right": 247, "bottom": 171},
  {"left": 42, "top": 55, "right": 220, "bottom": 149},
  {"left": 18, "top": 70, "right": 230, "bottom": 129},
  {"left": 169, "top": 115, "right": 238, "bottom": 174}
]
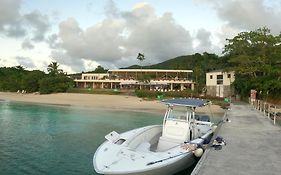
[{"left": 0, "top": 100, "right": 217, "bottom": 175}]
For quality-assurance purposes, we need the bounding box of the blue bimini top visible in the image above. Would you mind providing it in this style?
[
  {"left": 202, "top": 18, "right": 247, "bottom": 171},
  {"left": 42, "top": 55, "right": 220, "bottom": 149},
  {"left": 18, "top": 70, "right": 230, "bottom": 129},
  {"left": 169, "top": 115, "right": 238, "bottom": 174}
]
[{"left": 161, "top": 98, "right": 209, "bottom": 107}]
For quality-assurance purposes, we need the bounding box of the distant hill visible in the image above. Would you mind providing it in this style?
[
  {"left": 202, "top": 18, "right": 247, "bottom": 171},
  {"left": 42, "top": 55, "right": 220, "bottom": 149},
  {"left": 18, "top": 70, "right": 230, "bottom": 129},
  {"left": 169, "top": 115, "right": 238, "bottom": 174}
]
[
  {"left": 123, "top": 52, "right": 229, "bottom": 91},
  {"left": 124, "top": 52, "right": 225, "bottom": 72},
  {"left": 71, "top": 52, "right": 227, "bottom": 88}
]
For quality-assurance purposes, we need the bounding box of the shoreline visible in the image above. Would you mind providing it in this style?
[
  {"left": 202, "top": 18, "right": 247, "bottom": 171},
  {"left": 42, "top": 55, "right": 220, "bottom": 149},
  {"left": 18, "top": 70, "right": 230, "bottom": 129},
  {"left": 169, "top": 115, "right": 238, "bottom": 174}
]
[{"left": 0, "top": 92, "right": 225, "bottom": 116}]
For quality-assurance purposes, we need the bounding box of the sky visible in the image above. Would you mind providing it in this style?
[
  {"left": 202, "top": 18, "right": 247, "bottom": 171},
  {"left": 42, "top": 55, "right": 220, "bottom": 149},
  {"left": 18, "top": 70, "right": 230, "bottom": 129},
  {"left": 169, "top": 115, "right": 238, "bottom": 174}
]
[{"left": 0, "top": 0, "right": 281, "bottom": 73}]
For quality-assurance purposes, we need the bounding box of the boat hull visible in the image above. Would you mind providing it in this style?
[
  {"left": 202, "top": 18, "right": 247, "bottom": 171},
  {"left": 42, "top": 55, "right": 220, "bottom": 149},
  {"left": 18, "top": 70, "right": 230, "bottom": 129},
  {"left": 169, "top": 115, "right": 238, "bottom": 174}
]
[{"left": 102, "top": 153, "right": 196, "bottom": 175}]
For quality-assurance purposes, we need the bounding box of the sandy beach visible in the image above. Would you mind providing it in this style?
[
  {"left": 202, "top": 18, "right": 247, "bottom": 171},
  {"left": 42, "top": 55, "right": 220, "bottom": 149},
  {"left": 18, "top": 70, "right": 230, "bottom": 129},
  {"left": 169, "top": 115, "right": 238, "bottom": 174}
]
[{"left": 0, "top": 92, "right": 225, "bottom": 115}]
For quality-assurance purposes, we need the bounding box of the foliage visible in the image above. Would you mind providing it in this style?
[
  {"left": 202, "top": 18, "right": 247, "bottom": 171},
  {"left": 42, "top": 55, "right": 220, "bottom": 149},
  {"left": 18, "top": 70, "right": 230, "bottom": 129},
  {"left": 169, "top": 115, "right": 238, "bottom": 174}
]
[
  {"left": 224, "top": 27, "right": 281, "bottom": 99},
  {"left": 22, "top": 70, "right": 46, "bottom": 92},
  {"left": 137, "top": 53, "right": 145, "bottom": 62},
  {"left": 0, "top": 66, "right": 45, "bottom": 92},
  {"left": 87, "top": 65, "right": 108, "bottom": 73},
  {"left": 134, "top": 89, "right": 196, "bottom": 99},
  {"left": 39, "top": 75, "right": 74, "bottom": 94},
  {"left": 47, "top": 62, "right": 63, "bottom": 76},
  {"left": 69, "top": 65, "right": 108, "bottom": 79},
  {"left": 136, "top": 74, "right": 152, "bottom": 83},
  {"left": 0, "top": 62, "right": 73, "bottom": 94},
  {"left": 136, "top": 53, "right": 145, "bottom": 69}
]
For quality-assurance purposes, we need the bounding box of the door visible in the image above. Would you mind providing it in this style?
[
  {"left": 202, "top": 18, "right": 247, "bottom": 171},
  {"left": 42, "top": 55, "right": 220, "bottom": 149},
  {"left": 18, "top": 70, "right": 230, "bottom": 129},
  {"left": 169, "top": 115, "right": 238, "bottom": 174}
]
[{"left": 216, "top": 85, "right": 224, "bottom": 97}]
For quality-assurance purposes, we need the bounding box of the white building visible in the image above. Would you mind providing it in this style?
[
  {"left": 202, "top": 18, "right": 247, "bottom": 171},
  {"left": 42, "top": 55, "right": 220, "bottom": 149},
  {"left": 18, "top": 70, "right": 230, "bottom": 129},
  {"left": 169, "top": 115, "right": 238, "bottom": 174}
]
[
  {"left": 81, "top": 73, "right": 109, "bottom": 80},
  {"left": 75, "top": 69, "right": 195, "bottom": 91},
  {"left": 206, "top": 70, "right": 235, "bottom": 98}
]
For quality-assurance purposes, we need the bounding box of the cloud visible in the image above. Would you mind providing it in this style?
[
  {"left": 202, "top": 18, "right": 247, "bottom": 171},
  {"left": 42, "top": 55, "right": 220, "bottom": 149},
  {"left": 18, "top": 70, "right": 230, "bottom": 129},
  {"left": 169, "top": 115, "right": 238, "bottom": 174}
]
[
  {"left": 51, "top": 3, "right": 194, "bottom": 70},
  {"left": 46, "top": 34, "right": 61, "bottom": 49},
  {"left": 194, "top": 29, "right": 212, "bottom": 53},
  {"left": 0, "top": 0, "right": 25, "bottom": 37},
  {"left": 194, "top": 0, "right": 281, "bottom": 54},
  {"left": 50, "top": 49, "right": 85, "bottom": 72},
  {"left": 21, "top": 39, "right": 34, "bottom": 50},
  {"left": 0, "top": 0, "right": 21, "bottom": 24},
  {"left": 122, "top": 5, "right": 193, "bottom": 62},
  {"left": 23, "top": 11, "right": 50, "bottom": 41},
  {"left": 0, "top": 0, "right": 50, "bottom": 44},
  {"left": 15, "top": 56, "right": 35, "bottom": 68},
  {"left": 199, "top": 0, "right": 281, "bottom": 34}
]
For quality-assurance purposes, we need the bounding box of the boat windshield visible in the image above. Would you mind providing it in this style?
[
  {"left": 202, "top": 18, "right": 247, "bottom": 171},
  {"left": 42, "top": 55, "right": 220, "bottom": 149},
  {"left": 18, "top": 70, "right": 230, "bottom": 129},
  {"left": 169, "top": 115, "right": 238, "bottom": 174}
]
[{"left": 167, "top": 106, "right": 191, "bottom": 121}]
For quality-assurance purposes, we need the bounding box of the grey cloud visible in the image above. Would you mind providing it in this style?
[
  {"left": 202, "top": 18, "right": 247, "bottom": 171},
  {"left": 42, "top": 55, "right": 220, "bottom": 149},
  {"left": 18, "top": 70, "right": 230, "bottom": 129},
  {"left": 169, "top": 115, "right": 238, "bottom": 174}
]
[
  {"left": 50, "top": 50, "right": 85, "bottom": 72},
  {"left": 199, "top": 0, "right": 281, "bottom": 34},
  {"left": 47, "top": 34, "right": 61, "bottom": 49},
  {"left": 54, "top": 3, "right": 194, "bottom": 70},
  {"left": 23, "top": 11, "right": 50, "bottom": 41},
  {"left": 0, "top": 0, "right": 25, "bottom": 37},
  {"left": 4, "top": 21, "right": 26, "bottom": 37},
  {"left": 194, "top": 29, "right": 212, "bottom": 53},
  {"left": 0, "top": 0, "right": 50, "bottom": 41},
  {"left": 58, "top": 17, "right": 124, "bottom": 62},
  {"left": 0, "top": 0, "right": 21, "bottom": 26},
  {"left": 123, "top": 9, "right": 193, "bottom": 62},
  {"left": 21, "top": 39, "right": 34, "bottom": 50},
  {"left": 16, "top": 56, "right": 35, "bottom": 68}
]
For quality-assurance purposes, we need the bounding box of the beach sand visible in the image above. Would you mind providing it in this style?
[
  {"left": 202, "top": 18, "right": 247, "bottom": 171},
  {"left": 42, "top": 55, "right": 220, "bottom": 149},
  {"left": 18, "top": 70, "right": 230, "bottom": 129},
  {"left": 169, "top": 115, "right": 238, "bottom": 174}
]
[{"left": 0, "top": 92, "right": 225, "bottom": 116}]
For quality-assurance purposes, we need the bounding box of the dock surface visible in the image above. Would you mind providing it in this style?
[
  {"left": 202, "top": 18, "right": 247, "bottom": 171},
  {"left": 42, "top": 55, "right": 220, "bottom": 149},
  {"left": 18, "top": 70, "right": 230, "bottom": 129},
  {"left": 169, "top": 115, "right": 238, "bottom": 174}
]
[{"left": 193, "top": 103, "right": 281, "bottom": 175}]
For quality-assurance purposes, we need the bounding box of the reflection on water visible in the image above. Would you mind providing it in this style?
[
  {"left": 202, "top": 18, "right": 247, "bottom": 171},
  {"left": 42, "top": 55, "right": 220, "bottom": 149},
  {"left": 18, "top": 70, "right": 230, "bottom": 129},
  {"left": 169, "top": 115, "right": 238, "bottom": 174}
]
[{"left": 0, "top": 101, "right": 222, "bottom": 175}]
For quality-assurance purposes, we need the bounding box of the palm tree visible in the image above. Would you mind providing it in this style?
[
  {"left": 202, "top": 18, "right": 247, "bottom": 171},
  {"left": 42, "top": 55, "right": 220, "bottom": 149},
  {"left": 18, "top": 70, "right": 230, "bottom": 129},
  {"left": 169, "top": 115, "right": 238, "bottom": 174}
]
[
  {"left": 47, "top": 62, "right": 63, "bottom": 75},
  {"left": 136, "top": 53, "right": 145, "bottom": 69}
]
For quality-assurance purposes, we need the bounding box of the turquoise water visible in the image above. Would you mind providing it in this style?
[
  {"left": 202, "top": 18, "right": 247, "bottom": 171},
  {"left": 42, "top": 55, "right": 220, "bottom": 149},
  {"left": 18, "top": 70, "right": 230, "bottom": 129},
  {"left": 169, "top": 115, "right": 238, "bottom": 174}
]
[
  {"left": 0, "top": 101, "right": 164, "bottom": 175},
  {"left": 0, "top": 101, "right": 221, "bottom": 175}
]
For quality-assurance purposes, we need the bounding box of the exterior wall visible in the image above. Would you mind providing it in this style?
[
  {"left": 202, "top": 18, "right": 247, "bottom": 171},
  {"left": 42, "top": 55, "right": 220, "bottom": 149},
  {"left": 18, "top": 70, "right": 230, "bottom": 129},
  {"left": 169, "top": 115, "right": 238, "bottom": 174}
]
[
  {"left": 74, "top": 69, "right": 195, "bottom": 91},
  {"left": 206, "top": 71, "right": 235, "bottom": 98},
  {"left": 206, "top": 71, "right": 235, "bottom": 86},
  {"left": 81, "top": 73, "right": 109, "bottom": 80},
  {"left": 206, "top": 85, "right": 233, "bottom": 97}
]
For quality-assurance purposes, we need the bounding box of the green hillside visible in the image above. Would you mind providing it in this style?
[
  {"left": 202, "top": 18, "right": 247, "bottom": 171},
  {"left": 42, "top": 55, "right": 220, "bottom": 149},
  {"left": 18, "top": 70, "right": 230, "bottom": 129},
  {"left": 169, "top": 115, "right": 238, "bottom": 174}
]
[
  {"left": 126, "top": 53, "right": 223, "bottom": 71},
  {"left": 124, "top": 52, "right": 227, "bottom": 92}
]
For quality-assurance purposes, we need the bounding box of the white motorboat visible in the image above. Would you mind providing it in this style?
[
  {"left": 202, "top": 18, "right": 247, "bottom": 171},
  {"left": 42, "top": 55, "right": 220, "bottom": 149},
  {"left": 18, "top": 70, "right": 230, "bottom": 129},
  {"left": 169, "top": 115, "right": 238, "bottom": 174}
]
[{"left": 93, "top": 98, "right": 215, "bottom": 175}]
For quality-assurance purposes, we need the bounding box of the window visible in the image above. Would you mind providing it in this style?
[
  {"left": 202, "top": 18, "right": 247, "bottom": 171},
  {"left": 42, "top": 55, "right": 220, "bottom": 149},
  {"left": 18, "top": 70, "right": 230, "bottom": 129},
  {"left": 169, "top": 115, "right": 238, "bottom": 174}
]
[
  {"left": 217, "top": 75, "right": 223, "bottom": 85},
  {"left": 167, "top": 107, "right": 189, "bottom": 121},
  {"left": 228, "top": 74, "right": 231, "bottom": 78},
  {"left": 210, "top": 75, "right": 213, "bottom": 79}
]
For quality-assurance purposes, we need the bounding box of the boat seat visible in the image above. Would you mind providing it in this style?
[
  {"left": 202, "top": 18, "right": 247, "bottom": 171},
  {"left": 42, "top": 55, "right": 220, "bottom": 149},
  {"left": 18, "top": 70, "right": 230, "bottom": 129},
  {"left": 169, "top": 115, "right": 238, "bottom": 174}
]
[
  {"left": 135, "top": 142, "right": 151, "bottom": 152},
  {"left": 156, "top": 136, "right": 183, "bottom": 152}
]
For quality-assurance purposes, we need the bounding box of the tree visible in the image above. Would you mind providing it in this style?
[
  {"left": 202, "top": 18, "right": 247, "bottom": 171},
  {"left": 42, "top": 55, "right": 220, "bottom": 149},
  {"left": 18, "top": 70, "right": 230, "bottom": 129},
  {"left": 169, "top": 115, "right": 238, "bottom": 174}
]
[
  {"left": 223, "top": 27, "right": 281, "bottom": 98},
  {"left": 137, "top": 53, "right": 145, "bottom": 69},
  {"left": 47, "top": 62, "right": 63, "bottom": 76},
  {"left": 193, "top": 66, "right": 203, "bottom": 89},
  {"left": 39, "top": 76, "right": 74, "bottom": 94},
  {"left": 22, "top": 70, "right": 45, "bottom": 92},
  {"left": 223, "top": 27, "right": 281, "bottom": 77},
  {"left": 93, "top": 65, "right": 108, "bottom": 73}
]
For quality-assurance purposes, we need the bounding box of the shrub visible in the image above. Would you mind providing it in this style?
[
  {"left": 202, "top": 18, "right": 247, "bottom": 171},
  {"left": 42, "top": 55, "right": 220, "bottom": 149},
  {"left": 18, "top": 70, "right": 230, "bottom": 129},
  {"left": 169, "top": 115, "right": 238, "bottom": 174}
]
[{"left": 39, "top": 76, "right": 74, "bottom": 94}]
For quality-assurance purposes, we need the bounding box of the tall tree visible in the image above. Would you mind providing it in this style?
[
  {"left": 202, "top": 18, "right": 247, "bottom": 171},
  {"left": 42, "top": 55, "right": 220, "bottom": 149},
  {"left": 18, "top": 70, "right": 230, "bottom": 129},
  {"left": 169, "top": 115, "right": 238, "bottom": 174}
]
[
  {"left": 93, "top": 65, "right": 108, "bottom": 73},
  {"left": 224, "top": 27, "right": 281, "bottom": 98},
  {"left": 47, "top": 62, "right": 63, "bottom": 76},
  {"left": 223, "top": 27, "right": 281, "bottom": 77},
  {"left": 137, "top": 53, "right": 145, "bottom": 69}
]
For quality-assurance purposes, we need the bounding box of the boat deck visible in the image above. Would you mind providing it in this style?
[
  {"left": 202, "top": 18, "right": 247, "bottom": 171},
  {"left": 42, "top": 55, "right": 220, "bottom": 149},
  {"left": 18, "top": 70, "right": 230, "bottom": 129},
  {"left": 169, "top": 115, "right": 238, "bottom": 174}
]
[{"left": 191, "top": 103, "right": 281, "bottom": 175}]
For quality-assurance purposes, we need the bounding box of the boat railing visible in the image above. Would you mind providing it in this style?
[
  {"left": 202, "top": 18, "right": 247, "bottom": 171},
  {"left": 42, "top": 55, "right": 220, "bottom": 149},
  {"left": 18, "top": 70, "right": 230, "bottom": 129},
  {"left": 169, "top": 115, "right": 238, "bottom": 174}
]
[{"left": 249, "top": 98, "right": 281, "bottom": 125}]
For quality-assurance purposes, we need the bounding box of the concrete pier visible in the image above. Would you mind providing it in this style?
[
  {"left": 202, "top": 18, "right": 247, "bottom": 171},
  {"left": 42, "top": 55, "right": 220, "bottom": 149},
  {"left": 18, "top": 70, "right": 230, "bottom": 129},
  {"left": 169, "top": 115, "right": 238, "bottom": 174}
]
[{"left": 192, "top": 103, "right": 281, "bottom": 175}]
